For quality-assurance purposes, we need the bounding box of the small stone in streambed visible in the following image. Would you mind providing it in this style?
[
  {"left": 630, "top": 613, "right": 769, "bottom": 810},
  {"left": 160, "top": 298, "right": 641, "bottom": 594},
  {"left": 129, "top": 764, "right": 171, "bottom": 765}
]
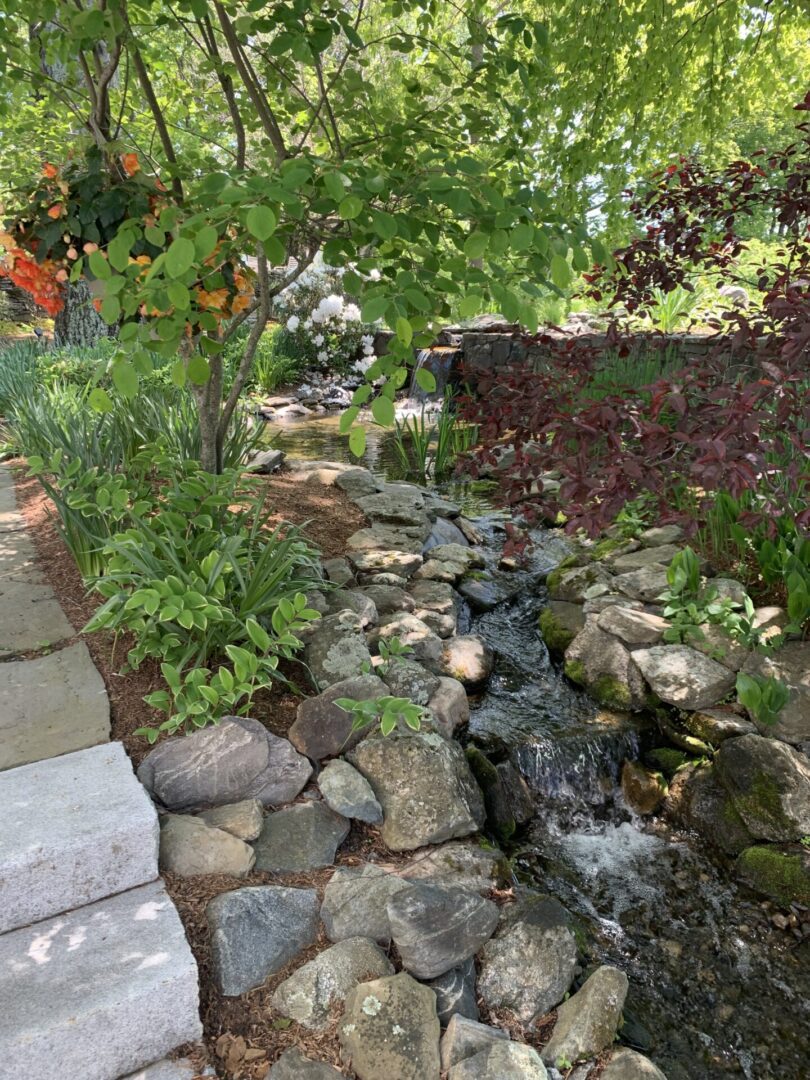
[
  {"left": 440, "top": 634, "right": 494, "bottom": 686},
  {"left": 621, "top": 761, "right": 666, "bottom": 816},
  {"left": 196, "top": 798, "right": 263, "bottom": 841},
  {"left": 252, "top": 801, "right": 350, "bottom": 872},
  {"left": 541, "top": 965, "right": 629, "bottom": 1065},
  {"left": 317, "top": 759, "right": 383, "bottom": 823}
]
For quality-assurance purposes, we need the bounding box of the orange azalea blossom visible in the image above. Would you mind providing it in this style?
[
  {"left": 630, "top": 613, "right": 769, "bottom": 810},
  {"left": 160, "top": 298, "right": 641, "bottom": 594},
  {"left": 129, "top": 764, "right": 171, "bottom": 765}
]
[
  {"left": 196, "top": 287, "right": 229, "bottom": 311},
  {"left": 47, "top": 204, "right": 64, "bottom": 219},
  {"left": 42, "top": 162, "right": 58, "bottom": 179},
  {"left": 122, "top": 153, "right": 140, "bottom": 177},
  {"left": 0, "top": 249, "right": 66, "bottom": 315},
  {"left": 231, "top": 293, "right": 252, "bottom": 314}
]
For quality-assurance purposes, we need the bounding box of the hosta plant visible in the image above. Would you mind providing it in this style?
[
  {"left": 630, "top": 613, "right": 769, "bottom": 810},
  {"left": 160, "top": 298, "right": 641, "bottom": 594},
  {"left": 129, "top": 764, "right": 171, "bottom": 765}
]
[{"left": 335, "top": 695, "right": 426, "bottom": 737}]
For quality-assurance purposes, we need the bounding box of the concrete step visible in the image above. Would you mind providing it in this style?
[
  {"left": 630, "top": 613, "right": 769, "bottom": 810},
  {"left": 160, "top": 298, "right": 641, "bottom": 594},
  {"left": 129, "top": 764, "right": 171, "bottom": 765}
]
[
  {"left": 0, "top": 879, "right": 203, "bottom": 1080},
  {"left": 0, "top": 742, "right": 158, "bottom": 933}
]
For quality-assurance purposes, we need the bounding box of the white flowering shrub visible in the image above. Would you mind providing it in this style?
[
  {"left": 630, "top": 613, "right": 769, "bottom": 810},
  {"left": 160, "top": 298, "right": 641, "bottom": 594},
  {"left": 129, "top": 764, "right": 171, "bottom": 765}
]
[{"left": 272, "top": 261, "right": 375, "bottom": 375}]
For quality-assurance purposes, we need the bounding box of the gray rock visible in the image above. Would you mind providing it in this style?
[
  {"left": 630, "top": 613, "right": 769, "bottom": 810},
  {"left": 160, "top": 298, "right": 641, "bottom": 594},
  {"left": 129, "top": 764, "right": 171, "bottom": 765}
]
[
  {"left": 138, "top": 716, "right": 312, "bottom": 812},
  {"left": 440, "top": 1014, "right": 509, "bottom": 1070},
  {"left": 664, "top": 764, "right": 753, "bottom": 856},
  {"left": 423, "top": 517, "right": 469, "bottom": 550},
  {"left": 413, "top": 559, "right": 467, "bottom": 583},
  {"left": 358, "top": 584, "right": 415, "bottom": 615},
  {"left": 582, "top": 594, "right": 645, "bottom": 614},
  {"left": 304, "top": 611, "right": 374, "bottom": 690},
  {"left": 272, "top": 937, "right": 394, "bottom": 1031},
  {"left": 253, "top": 801, "right": 350, "bottom": 872},
  {"left": 541, "top": 965, "right": 629, "bottom": 1065},
  {"left": 639, "top": 524, "right": 685, "bottom": 547},
  {"left": 608, "top": 544, "right": 681, "bottom": 572},
  {"left": 289, "top": 674, "right": 388, "bottom": 760},
  {"left": 370, "top": 612, "right": 443, "bottom": 665},
  {"left": 424, "top": 493, "right": 461, "bottom": 520},
  {"left": 416, "top": 608, "right": 457, "bottom": 638},
  {"left": 357, "top": 490, "right": 428, "bottom": 529},
  {"left": 368, "top": 571, "right": 409, "bottom": 586},
  {"left": 714, "top": 733, "right": 810, "bottom": 842},
  {"left": 707, "top": 577, "right": 749, "bottom": 605},
  {"left": 322, "top": 557, "right": 355, "bottom": 586},
  {"left": 306, "top": 589, "right": 331, "bottom": 615},
  {"left": 477, "top": 895, "right": 578, "bottom": 1023},
  {"left": 448, "top": 1042, "right": 548, "bottom": 1079},
  {"left": 321, "top": 865, "right": 408, "bottom": 946},
  {"left": 690, "top": 624, "right": 750, "bottom": 671},
  {"left": 347, "top": 523, "right": 429, "bottom": 555},
  {"left": 246, "top": 448, "right": 285, "bottom": 473},
  {"left": 383, "top": 658, "right": 441, "bottom": 705},
  {"left": 600, "top": 1048, "right": 668, "bottom": 1080},
  {"left": 197, "top": 798, "right": 264, "bottom": 841},
  {"left": 683, "top": 709, "right": 756, "bottom": 746},
  {"left": 458, "top": 577, "right": 500, "bottom": 612},
  {"left": 317, "top": 759, "right": 383, "bottom": 823},
  {"left": 349, "top": 733, "right": 485, "bottom": 851},
  {"left": 427, "top": 676, "right": 470, "bottom": 737},
  {"left": 549, "top": 563, "right": 614, "bottom": 603},
  {"left": 633, "top": 645, "right": 736, "bottom": 710},
  {"left": 427, "top": 959, "right": 479, "bottom": 1024},
  {"left": 428, "top": 543, "right": 484, "bottom": 568},
  {"left": 350, "top": 549, "right": 423, "bottom": 578},
  {"left": 159, "top": 814, "right": 255, "bottom": 877},
  {"left": 408, "top": 579, "right": 456, "bottom": 614},
  {"left": 339, "top": 973, "right": 441, "bottom": 1080},
  {"left": 742, "top": 641, "right": 810, "bottom": 744},
  {"left": 440, "top": 635, "right": 494, "bottom": 686},
  {"left": 124, "top": 1059, "right": 214, "bottom": 1080},
  {"left": 269, "top": 1048, "right": 344, "bottom": 1078},
  {"left": 388, "top": 883, "right": 499, "bottom": 978},
  {"left": 398, "top": 840, "right": 506, "bottom": 894},
  {"left": 613, "top": 566, "right": 670, "bottom": 603},
  {"left": 326, "top": 589, "right": 378, "bottom": 627},
  {"left": 596, "top": 605, "right": 669, "bottom": 646},
  {"left": 564, "top": 618, "right": 649, "bottom": 711},
  {"left": 207, "top": 885, "right": 320, "bottom": 995},
  {"left": 335, "top": 467, "right": 380, "bottom": 498}
]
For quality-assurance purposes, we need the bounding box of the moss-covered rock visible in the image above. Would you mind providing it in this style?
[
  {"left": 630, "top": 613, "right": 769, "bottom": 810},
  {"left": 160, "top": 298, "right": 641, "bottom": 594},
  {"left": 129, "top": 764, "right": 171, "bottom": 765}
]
[
  {"left": 547, "top": 562, "right": 614, "bottom": 603},
  {"left": 621, "top": 761, "right": 666, "bottom": 815},
  {"left": 564, "top": 617, "right": 649, "bottom": 710},
  {"left": 714, "top": 734, "right": 810, "bottom": 842},
  {"left": 539, "top": 601, "right": 586, "bottom": 654},
  {"left": 645, "top": 747, "right": 690, "bottom": 779},
  {"left": 735, "top": 845, "right": 810, "bottom": 905},
  {"left": 664, "top": 763, "right": 754, "bottom": 856},
  {"left": 465, "top": 746, "right": 516, "bottom": 842}
]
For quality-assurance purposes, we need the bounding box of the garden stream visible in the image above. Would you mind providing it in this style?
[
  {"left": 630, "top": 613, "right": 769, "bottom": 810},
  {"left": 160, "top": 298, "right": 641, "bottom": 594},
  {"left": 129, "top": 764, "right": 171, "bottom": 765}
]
[{"left": 273, "top": 415, "right": 810, "bottom": 1080}]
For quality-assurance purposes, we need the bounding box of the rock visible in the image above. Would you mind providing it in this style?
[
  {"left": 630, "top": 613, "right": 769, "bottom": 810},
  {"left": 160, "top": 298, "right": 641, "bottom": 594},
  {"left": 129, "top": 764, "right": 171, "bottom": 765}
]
[
  {"left": 347, "top": 524, "right": 429, "bottom": 555},
  {"left": 691, "top": 624, "right": 749, "bottom": 671},
  {"left": 564, "top": 618, "right": 649, "bottom": 711},
  {"left": 424, "top": 493, "right": 461, "bottom": 520},
  {"left": 639, "top": 525, "right": 685, "bottom": 547},
  {"left": 734, "top": 844, "right": 810, "bottom": 905},
  {"left": 335, "top": 467, "right": 379, "bottom": 498},
  {"left": 321, "top": 865, "right": 410, "bottom": 945},
  {"left": 621, "top": 762, "right": 666, "bottom": 815},
  {"left": 583, "top": 594, "right": 645, "bottom": 614},
  {"left": 466, "top": 746, "right": 521, "bottom": 840},
  {"left": 317, "top": 759, "right": 383, "bottom": 823},
  {"left": 424, "top": 518, "right": 469, "bottom": 550},
  {"left": 633, "top": 645, "right": 736, "bottom": 710},
  {"left": 477, "top": 895, "right": 578, "bottom": 1023},
  {"left": 304, "top": 611, "right": 374, "bottom": 690},
  {"left": 383, "top": 658, "right": 441, "bottom": 706},
  {"left": 440, "top": 1014, "right": 509, "bottom": 1070},
  {"left": 207, "top": 885, "right": 320, "bottom": 995},
  {"left": 613, "top": 566, "right": 670, "bottom": 603},
  {"left": 339, "top": 973, "right": 441, "bottom": 1080},
  {"left": 664, "top": 764, "right": 753, "bottom": 856},
  {"left": 427, "top": 958, "right": 479, "bottom": 1024},
  {"left": 417, "top": 608, "right": 456, "bottom": 638},
  {"left": 322, "top": 557, "right": 355, "bottom": 586},
  {"left": 158, "top": 814, "right": 255, "bottom": 877},
  {"left": 458, "top": 577, "right": 500, "bottom": 612},
  {"left": 357, "top": 490, "right": 429, "bottom": 529},
  {"left": 597, "top": 606, "right": 669, "bottom": 646},
  {"left": 496, "top": 760, "right": 535, "bottom": 826},
  {"left": 306, "top": 589, "right": 331, "bottom": 615},
  {"left": 752, "top": 605, "right": 789, "bottom": 645},
  {"left": 600, "top": 1048, "right": 668, "bottom": 1080},
  {"left": 427, "top": 676, "right": 470, "bottom": 737},
  {"left": 608, "top": 544, "right": 682, "bottom": 572},
  {"left": 448, "top": 1042, "right": 548, "bottom": 1079},
  {"left": 197, "top": 799, "right": 264, "bottom": 841},
  {"left": 272, "top": 938, "right": 394, "bottom": 1031},
  {"left": 370, "top": 612, "right": 443, "bottom": 665},
  {"left": 541, "top": 965, "right": 629, "bottom": 1066},
  {"left": 269, "top": 1048, "right": 344, "bottom": 1078},
  {"left": 358, "top": 584, "right": 415, "bottom": 616},
  {"left": 350, "top": 550, "right": 423, "bottom": 578},
  {"left": 548, "top": 563, "right": 614, "bottom": 603},
  {"left": 741, "top": 642, "right": 810, "bottom": 743},
  {"left": 253, "top": 801, "right": 351, "bottom": 871},
  {"left": 350, "top": 734, "right": 485, "bottom": 851},
  {"left": 408, "top": 579, "right": 456, "bottom": 614},
  {"left": 246, "top": 448, "right": 285, "bottom": 473},
  {"left": 440, "top": 635, "right": 494, "bottom": 686},
  {"left": 289, "top": 675, "right": 388, "bottom": 760},
  {"left": 428, "top": 543, "right": 484, "bottom": 569},
  {"left": 398, "top": 839, "right": 506, "bottom": 894},
  {"left": 683, "top": 709, "right": 756, "bottom": 746},
  {"left": 707, "top": 577, "right": 749, "bottom": 605},
  {"left": 326, "top": 589, "right": 378, "bottom": 627},
  {"left": 456, "top": 517, "right": 484, "bottom": 545},
  {"left": 714, "top": 733, "right": 810, "bottom": 842},
  {"left": 368, "top": 571, "right": 409, "bottom": 587},
  {"left": 539, "top": 601, "right": 587, "bottom": 653},
  {"left": 138, "top": 717, "right": 312, "bottom": 812},
  {"left": 388, "top": 882, "right": 499, "bottom": 978}
]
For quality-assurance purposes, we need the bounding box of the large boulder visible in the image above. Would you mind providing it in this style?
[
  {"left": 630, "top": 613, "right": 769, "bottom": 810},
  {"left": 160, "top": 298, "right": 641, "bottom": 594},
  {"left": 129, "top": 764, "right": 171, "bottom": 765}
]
[
  {"left": 423, "top": 517, "right": 469, "bottom": 550},
  {"left": 714, "top": 734, "right": 810, "bottom": 842},
  {"left": 564, "top": 618, "right": 649, "bottom": 711},
  {"left": 477, "top": 895, "right": 578, "bottom": 1024},
  {"left": 397, "top": 840, "right": 507, "bottom": 895},
  {"left": 734, "top": 844, "right": 810, "bottom": 905},
  {"left": 633, "top": 645, "right": 736, "bottom": 710},
  {"left": 271, "top": 938, "right": 394, "bottom": 1031},
  {"left": 303, "top": 612, "right": 374, "bottom": 690},
  {"left": 608, "top": 544, "right": 682, "bottom": 572},
  {"left": 387, "top": 883, "right": 499, "bottom": 978},
  {"left": 664, "top": 764, "right": 753, "bottom": 856},
  {"left": 541, "top": 965, "right": 629, "bottom": 1066},
  {"left": 358, "top": 584, "right": 415, "bottom": 616},
  {"left": 639, "top": 525, "right": 685, "bottom": 548},
  {"left": 538, "top": 601, "right": 587, "bottom": 654},
  {"left": 600, "top": 1048, "right": 668, "bottom": 1080},
  {"left": 339, "top": 973, "right": 441, "bottom": 1080},
  {"left": 612, "top": 566, "right": 669, "bottom": 603},
  {"left": 439, "top": 635, "right": 494, "bottom": 686},
  {"left": 447, "top": 1042, "right": 548, "bottom": 1079},
  {"left": 207, "top": 885, "right": 319, "bottom": 996},
  {"left": 349, "top": 549, "right": 423, "bottom": 578},
  {"left": 138, "top": 716, "right": 312, "bottom": 812},
  {"left": 269, "top": 1049, "right": 343, "bottom": 1079},
  {"left": 325, "top": 589, "right": 378, "bottom": 628},
  {"left": 334, "top": 467, "right": 379, "bottom": 499},
  {"left": 427, "top": 959, "right": 479, "bottom": 1024},
  {"left": 321, "top": 865, "right": 410, "bottom": 946},
  {"left": 317, "top": 759, "right": 382, "bottom": 823},
  {"left": 356, "top": 490, "right": 428, "bottom": 529},
  {"left": 158, "top": 815, "right": 255, "bottom": 877},
  {"left": 348, "top": 733, "right": 485, "bottom": 851},
  {"left": 407, "top": 580, "right": 457, "bottom": 614},
  {"left": 289, "top": 674, "right": 388, "bottom": 760},
  {"left": 741, "top": 642, "right": 810, "bottom": 744},
  {"left": 596, "top": 605, "right": 668, "bottom": 646},
  {"left": 253, "top": 802, "right": 350, "bottom": 872},
  {"left": 440, "top": 1015, "right": 508, "bottom": 1071},
  {"left": 347, "top": 523, "right": 429, "bottom": 555}
]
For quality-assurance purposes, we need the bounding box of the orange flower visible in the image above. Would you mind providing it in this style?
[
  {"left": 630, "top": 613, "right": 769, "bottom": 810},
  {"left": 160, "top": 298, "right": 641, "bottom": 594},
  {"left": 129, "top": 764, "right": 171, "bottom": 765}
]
[
  {"left": 231, "top": 293, "right": 252, "bottom": 314},
  {"left": 42, "top": 163, "right": 58, "bottom": 179},
  {"left": 47, "top": 204, "right": 64, "bottom": 219},
  {"left": 122, "top": 153, "right": 140, "bottom": 177}
]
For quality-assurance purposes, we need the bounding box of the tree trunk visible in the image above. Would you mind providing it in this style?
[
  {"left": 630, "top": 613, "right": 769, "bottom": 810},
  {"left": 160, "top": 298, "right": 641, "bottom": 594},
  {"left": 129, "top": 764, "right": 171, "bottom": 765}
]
[
  {"left": 53, "top": 280, "right": 110, "bottom": 348},
  {"left": 191, "top": 351, "right": 224, "bottom": 473}
]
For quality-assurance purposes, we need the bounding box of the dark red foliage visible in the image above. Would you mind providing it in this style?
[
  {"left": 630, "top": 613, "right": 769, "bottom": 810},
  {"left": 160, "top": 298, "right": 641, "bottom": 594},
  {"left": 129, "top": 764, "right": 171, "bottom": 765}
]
[{"left": 461, "top": 94, "right": 810, "bottom": 538}]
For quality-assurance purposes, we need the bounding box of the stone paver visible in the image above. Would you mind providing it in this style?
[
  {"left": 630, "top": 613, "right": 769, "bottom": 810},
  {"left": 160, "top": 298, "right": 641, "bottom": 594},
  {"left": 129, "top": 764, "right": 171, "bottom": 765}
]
[
  {"left": 0, "top": 879, "right": 202, "bottom": 1080},
  {"left": 0, "top": 575, "right": 76, "bottom": 657},
  {"left": 0, "top": 742, "right": 159, "bottom": 934},
  {"left": 0, "top": 641, "right": 110, "bottom": 770}
]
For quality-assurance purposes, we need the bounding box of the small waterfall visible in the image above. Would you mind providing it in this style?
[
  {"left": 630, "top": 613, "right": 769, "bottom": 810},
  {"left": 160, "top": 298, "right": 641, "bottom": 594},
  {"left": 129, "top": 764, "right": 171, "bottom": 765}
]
[
  {"left": 409, "top": 346, "right": 462, "bottom": 400},
  {"left": 515, "top": 726, "right": 641, "bottom": 806}
]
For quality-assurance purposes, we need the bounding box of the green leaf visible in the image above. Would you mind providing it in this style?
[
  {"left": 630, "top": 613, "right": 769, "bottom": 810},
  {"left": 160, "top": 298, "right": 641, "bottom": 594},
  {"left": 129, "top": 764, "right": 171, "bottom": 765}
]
[
  {"left": 186, "top": 354, "right": 210, "bottom": 385},
  {"left": 511, "top": 222, "right": 534, "bottom": 250},
  {"left": 415, "top": 368, "right": 436, "bottom": 393},
  {"left": 112, "top": 361, "right": 138, "bottom": 399},
  {"left": 348, "top": 426, "right": 366, "bottom": 457},
  {"left": 108, "top": 231, "right": 134, "bottom": 273},
  {"left": 339, "top": 405, "right": 360, "bottom": 433},
  {"left": 464, "top": 232, "right": 489, "bottom": 259},
  {"left": 361, "top": 296, "right": 388, "bottom": 323},
  {"left": 339, "top": 195, "right": 363, "bottom": 220},
  {"left": 245, "top": 617, "right": 271, "bottom": 652},
  {"left": 395, "top": 317, "right": 413, "bottom": 346},
  {"left": 371, "top": 396, "right": 395, "bottom": 426},
  {"left": 246, "top": 205, "right": 277, "bottom": 241},
  {"left": 88, "top": 387, "right": 113, "bottom": 413},
  {"left": 194, "top": 225, "right": 219, "bottom": 260},
  {"left": 167, "top": 281, "right": 190, "bottom": 310},
  {"left": 165, "top": 237, "right": 196, "bottom": 278},
  {"left": 100, "top": 296, "right": 121, "bottom": 325},
  {"left": 550, "top": 253, "right": 572, "bottom": 289},
  {"left": 88, "top": 250, "right": 111, "bottom": 280}
]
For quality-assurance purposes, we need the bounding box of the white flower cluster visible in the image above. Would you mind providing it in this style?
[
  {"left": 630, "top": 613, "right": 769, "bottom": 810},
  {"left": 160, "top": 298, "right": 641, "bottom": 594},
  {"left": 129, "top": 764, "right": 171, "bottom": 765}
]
[{"left": 354, "top": 333, "right": 376, "bottom": 375}]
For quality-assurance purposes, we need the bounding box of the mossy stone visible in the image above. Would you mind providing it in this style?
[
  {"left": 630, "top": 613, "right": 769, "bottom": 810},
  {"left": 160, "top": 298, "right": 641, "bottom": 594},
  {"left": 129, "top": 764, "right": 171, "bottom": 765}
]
[
  {"left": 539, "top": 606, "right": 580, "bottom": 654},
  {"left": 465, "top": 746, "right": 516, "bottom": 842},
  {"left": 646, "top": 747, "right": 690, "bottom": 779},
  {"left": 735, "top": 845, "right": 810, "bottom": 905},
  {"left": 564, "top": 658, "right": 586, "bottom": 687}
]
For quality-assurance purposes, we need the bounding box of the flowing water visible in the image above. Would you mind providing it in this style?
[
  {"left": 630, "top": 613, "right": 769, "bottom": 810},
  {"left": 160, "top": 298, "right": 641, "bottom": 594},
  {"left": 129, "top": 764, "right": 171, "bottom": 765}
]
[{"left": 273, "top": 413, "right": 810, "bottom": 1080}]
